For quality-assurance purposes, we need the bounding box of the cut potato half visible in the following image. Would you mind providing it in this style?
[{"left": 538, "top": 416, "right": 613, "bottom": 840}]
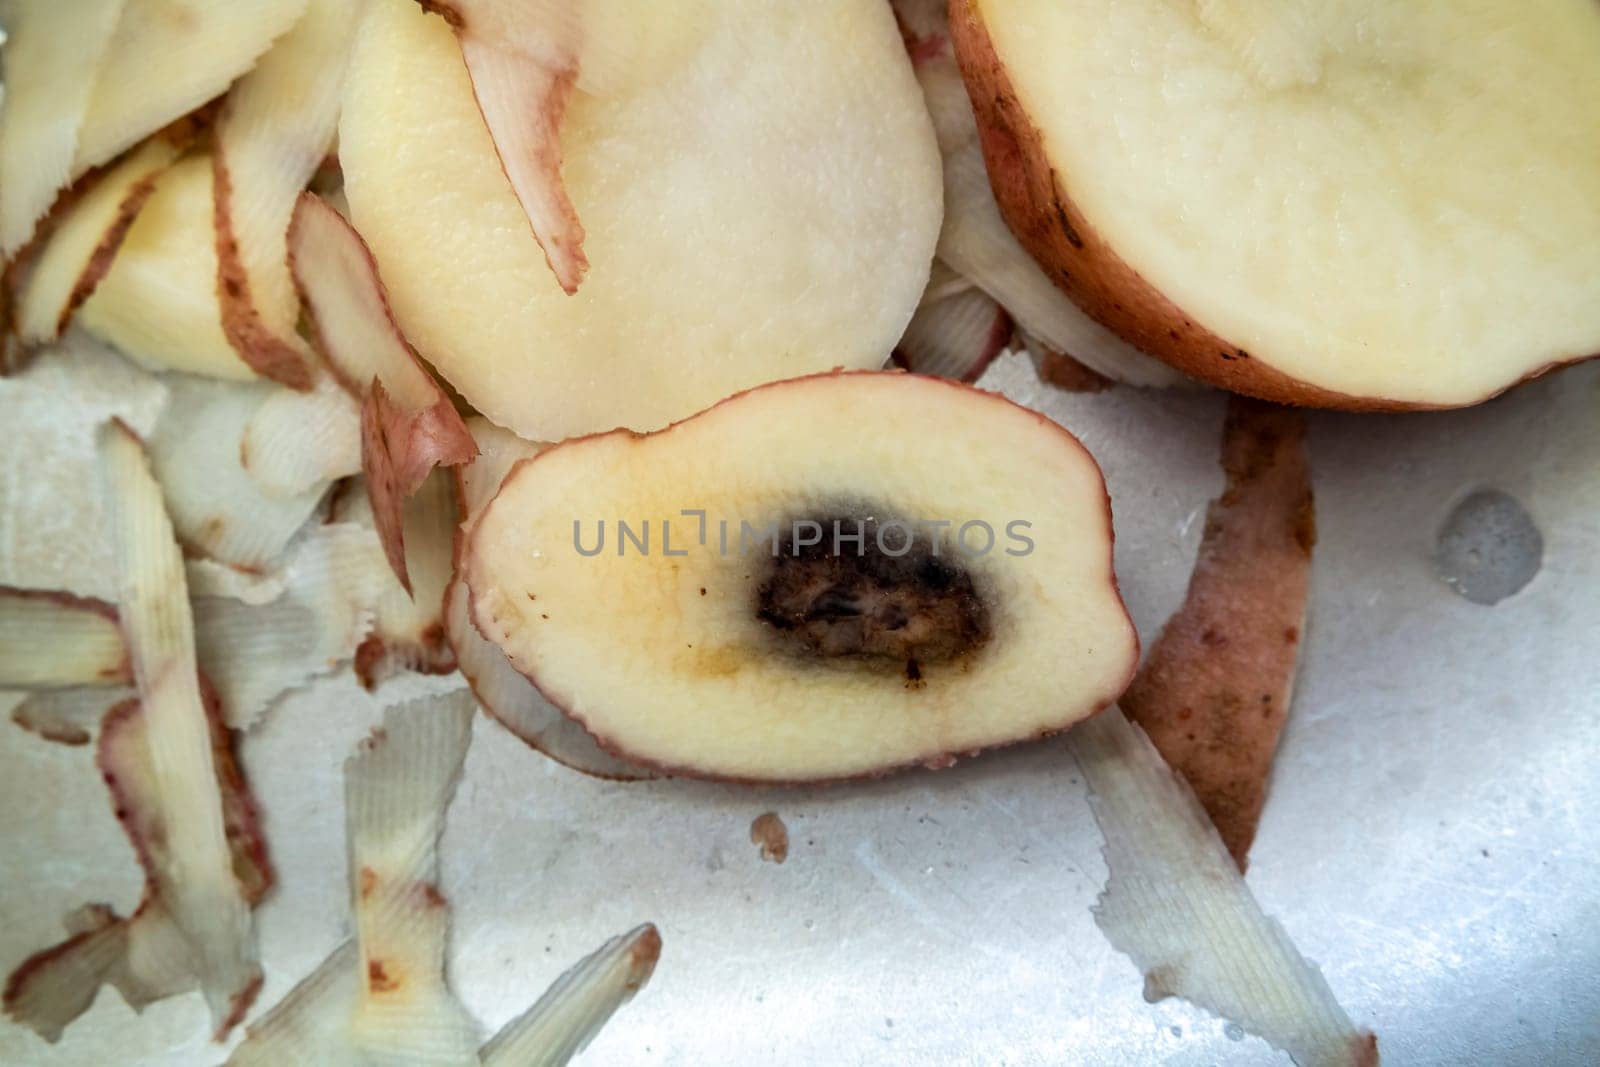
[
  {"left": 341, "top": 0, "right": 941, "bottom": 440},
  {"left": 952, "top": 0, "right": 1600, "bottom": 407},
  {"left": 465, "top": 372, "right": 1136, "bottom": 782},
  {"left": 79, "top": 156, "right": 257, "bottom": 382},
  {"left": 894, "top": 0, "right": 1183, "bottom": 390}
]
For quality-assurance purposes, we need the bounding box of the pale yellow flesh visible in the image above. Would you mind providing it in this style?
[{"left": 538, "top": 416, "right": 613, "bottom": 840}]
[
  {"left": 341, "top": 0, "right": 941, "bottom": 440},
  {"left": 73, "top": 0, "right": 307, "bottom": 173},
  {"left": 79, "top": 155, "right": 257, "bottom": 382},
  {"left": 978, "top": 0, "right": 1600, "bottom": 403},
  {"left": 0, "top": 0, "right": 125, "bottom": 256},
  {"left": 467, "top": 373, "right": 1136, "bottom": 781},
  {"left": 0, "top": 591, "right": 127, "bottom": 689},
  {"left": 15, "top": 138, "right": 177, "bottom": 344}
]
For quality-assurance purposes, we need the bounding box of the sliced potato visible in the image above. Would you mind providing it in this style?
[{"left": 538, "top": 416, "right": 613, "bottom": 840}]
[
  {"left": 952, "top": 0, "right": 1600, "bottom": 407},
  {"left": 466, "top": 371, "right": 1137, "bottom": 782},
  {"left": 448, "top": 417, "right": 653, "bottom": 779},
  {"left": 341, "top": 0, "right": 941, "bottom": 440}
]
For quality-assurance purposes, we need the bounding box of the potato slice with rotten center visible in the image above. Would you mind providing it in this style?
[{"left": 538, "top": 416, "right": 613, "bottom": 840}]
[
  {"left": 465, "top": 371, "right": 1137, "bottom": 782},
  {"left": 951, "top": 0, "right": 1600, "bottom": 408}
]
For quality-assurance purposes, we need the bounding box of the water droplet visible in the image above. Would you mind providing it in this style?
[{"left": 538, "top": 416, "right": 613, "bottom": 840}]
[
  {"left": 1225, "top": 1022, "right": 1246, "bottom": 1042},
  {"left": 1434, "top": 489, "right": 1542, "bottom": 605},
  {"left": 1170, "top": 1025, "right": 1183, "bottom": 1037}
]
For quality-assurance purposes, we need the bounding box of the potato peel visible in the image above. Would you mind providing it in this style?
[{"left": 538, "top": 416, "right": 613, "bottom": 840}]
[
  {"left": 229, "top": 692, "right": 480, "bottom": 1064},
  {"left": 2, "top": 682, "right": 272, "bottom": 1042},
  {"left": 4, "top": 522, "right": 387, "bottom": 735},
  {"left": 72, "top": 0, "right": 308, "bottom": 175},
  {"left": 1019, "top": 328, "right": 1115, "bottom": 395},
  {"left": 229, "top": 690, "right": 659, "bottom": 1064},
  {"left": 194, "top": 522, "right": 393, "bottom": 729},
  {"left": 145, "top": 374, "right": 331, "bottom": 570},
  {"left": 289, "top": 191, "right": 478, "bottom": 590},
  {"left": 479, "top": 923, "right": 662, "bottom": 1066},
  {"left": 345, "top": 691, "right": 480, "bottom": 1063},
  {"left": 95, "top": 419, "right": 263, "bottom": 1036},
  {"left": 225, "top": 941, "right": 360, "bottom": 1065},
  {"left": 894, "top": 0, "right": 1183, "bottom": 389},
  {"left": 447, "top": 418, "right": 654, "bottom": 779},
  {"left": 1122, "top": 398, "right": 1314, "bottom": 868},
  {"left": 894, "top": 277, "right": 1012, "bottom": 382},
  {"left": 0, "top": 587, "right": 130, "bottom": 689},
  {"left": 336, "top": 471, "right": 459, "bottom": 689},
  {"left": 424, "top": 0, "right": 588, "bottom": 293},
  {"left": 1067, "top": 708, "right": 1377, "bottom": 1067},
  {"left": 240, "top": 373, "right": 363, "bottom": 498},
  {"left": 13, "top": 137, "right": 177, "bottom": 345},
  {"left": 0, "top": 0, "right": 126, "bottom": 257},
  {"left": 212, "top": 0, "right": 365, "bottom": 389},
  {"left": 185, "top": 558, "right": 287, "bottom": 606},
  {"left": 10, "top": 686, "right": 130, "bottom": 746}
]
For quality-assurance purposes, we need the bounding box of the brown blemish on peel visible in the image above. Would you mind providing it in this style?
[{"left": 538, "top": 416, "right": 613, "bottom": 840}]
[
  {"left": 750, "top": 812, "right": 789, "bottom": 864},
  {"left": 755, "top": 514, "right": 991, "bottom": 679},
  {"left": 367, "top": 958, "right": 399, "bottom": 993}
]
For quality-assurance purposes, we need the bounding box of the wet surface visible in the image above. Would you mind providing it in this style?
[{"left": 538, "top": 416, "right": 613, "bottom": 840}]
[{"left": 1434, "top": 490, "right": 1543, "bottom": 605}]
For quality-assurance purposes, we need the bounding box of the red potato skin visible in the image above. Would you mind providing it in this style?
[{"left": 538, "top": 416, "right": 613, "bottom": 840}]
[
  {"left": 1121, "top": 397, "right": 1314, "bottom": 870},
  {"left": 3, "top": 116, "right": 215, "bottom": 374},
  {"left": 947, "top": 1, "right": 1593, "bottom": 411},
  {"left": 419, "top": 0, "right": 589, "bottom": 293},
  {"left": 289, "top": 192, "right": 478, "bottom": 593},
  {"left": 360, "top": 382, "right": 416, "bottom": 594},
  {"left": 464, "top": 367, "right": 1140, "bottom": 785},
  {"left": 1, "top": 675, "right": 271, "bottom": 1041},
  {"left": 54, "top": 167, "right": 166, "bottom": 339},
  {"left": 211, "top": 146, "right": 316, "bottom": 391}
]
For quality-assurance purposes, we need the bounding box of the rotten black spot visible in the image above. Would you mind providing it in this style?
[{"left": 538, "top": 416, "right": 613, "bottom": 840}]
[{"left": 755, "top": 514, "right": 991, "bottom": 677}]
